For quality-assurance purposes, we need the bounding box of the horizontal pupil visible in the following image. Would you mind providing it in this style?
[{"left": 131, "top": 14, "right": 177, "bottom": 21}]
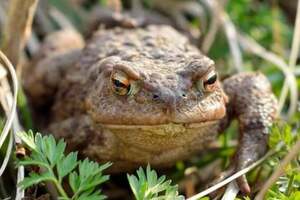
[
  {"left": 204, "top": 74, "right": 217, "bottom": 85},
  {"left": 113, "top": 79, "right": 127, "bottom": 88}
]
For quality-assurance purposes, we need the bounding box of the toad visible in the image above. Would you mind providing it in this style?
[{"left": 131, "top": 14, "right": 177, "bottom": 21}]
[{"left": 24, "top": 25, "right": 277, "bottom": 193}]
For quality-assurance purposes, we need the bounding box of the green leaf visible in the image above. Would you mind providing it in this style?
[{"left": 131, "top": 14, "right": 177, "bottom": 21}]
[
  {"left": 57, "top": 152, "right": 78, "bottom": 181},
  {"left": 31, "top": 150, "right": 48, "bottom": 164},
  {"left": 127, "top": 174, "right": 141, "bottom": 200},
  {"left": 127, "top": 165, "right": 184, "bottom": 200},
  {"left": 79, "top": 174, "right": 110, "bottom": 192},
  {"left": 44, "top": 135, "right": 66, "bottom": 167},
  {"left": 19, "top": 172, "right": 54, "bottom": 189},
  {"left": 77, "top": 190, "right": 106, "bottom": 200},
  {"left": 79, "top": 158, "right": 94, "bottom": 179},
  {"left": 17, "top": 158, "right": 49, "bottom": 169},
  {"left": 78, "top": 159, "right": 111, "bottom": 181},
  {"left": 17, "top": 130, "right": 36, "bottom": 150},
  {"left": 137, "top": 167, "right": 146, "bottom": 185},
  {"left": 69, "top": 159, "right": 111, "bottom": 198},
  {"left": 35, "top": 133, "right": 45, "bottom": 154},
  {"left": 58, "top": 197, "right": 70, "bottom": 200},
  {"left": 17, "top": 130, "right": 111, "bottom": 200},
  {"left": 52, "top": 138, "right": 66, "bottom": 166},
  {"left": 69, "top": 171, "right": 80, "bottom": 193}
]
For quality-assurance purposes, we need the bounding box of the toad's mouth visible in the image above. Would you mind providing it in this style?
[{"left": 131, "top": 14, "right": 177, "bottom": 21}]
[{"left": 99, "top": 120, "right": 218, "bottom": 132}]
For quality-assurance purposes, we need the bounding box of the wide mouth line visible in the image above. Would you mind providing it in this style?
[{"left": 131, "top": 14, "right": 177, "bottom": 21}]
[{"left": 99, "top": 120, "right": 218, "bottom": 129}]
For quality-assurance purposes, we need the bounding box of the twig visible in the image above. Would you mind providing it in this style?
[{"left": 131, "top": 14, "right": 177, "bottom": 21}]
[
  {"left": 0, "top": 5, "right": 35, "bottom": 199},
  {"left": 220, "top": 12, "right": 243, "bottom": 72},
  {"left": 16, "top": 166, "right": 25, "bottom": 200},
  {"left": 278, "top": 0, "right": 300, "bottom": 118},
  {"left": 186, "top": 150, "right": 275, "bottom": 200},
  {"left": 0, "top": 4, "right": 38, "bottom": 198},
  {"left": 49, "top": 7, "right": 76, "bottom": 30},
  {"left": 203, "top": 0, "right": 297, "bottom": 118},
  {"left": 238, "top": 34, "right": 289, "bottom": 69},
  {"left": 9, "top": 87, "right": 25, "bottom": 200},
  {"left": 1, "top": 0, "right": 38, "bottom": 71},
  {"left": 26, "top": 32, "right": 40, "bottom": 56},
  {"left": 255, "top": 139, "right": 300, "bottom": 200},
  {"left": 0, "top": 134, "right": 13, "bottom": 177},
  {"left": 0, "top": 51, "right": 24, "bottom": 200},
  {"left": 221, "top": 181, "right": 239, "bottom": 200},
  {"left": 0, "top": 52, "right": 18, "bottom": 164},
  {"left": 35, "top": 3, "right": 55, "bottom": 34},
  {"left": 200, "top": 1, "right": 220, "bottom": 53},
  {"left": 201, "top": 0, "right": 243, "bottom": 72}
]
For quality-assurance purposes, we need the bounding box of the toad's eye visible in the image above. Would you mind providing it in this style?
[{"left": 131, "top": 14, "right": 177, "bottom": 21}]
[
  {"left": 111, "top": 70, "right": 139, "bottom": 96},
  {"left": 111, "top": 71, "right": 131, "bottom": 96},
  {"left": 197, "top": 71, "right": 218, "bottom": 93}
]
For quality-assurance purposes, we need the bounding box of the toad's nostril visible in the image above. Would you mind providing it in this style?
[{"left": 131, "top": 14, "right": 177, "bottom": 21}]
[{"left": 153, "top": 94, "right": 159, "bottom": 100}]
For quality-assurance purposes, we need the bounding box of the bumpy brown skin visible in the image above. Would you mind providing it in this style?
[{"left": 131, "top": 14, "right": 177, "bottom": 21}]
[
  {"left": 221, "top": 73, "right": 277, "bottom": 193},
  {"left": 24, "top": 25, "right": 277, "bottom": 193}
]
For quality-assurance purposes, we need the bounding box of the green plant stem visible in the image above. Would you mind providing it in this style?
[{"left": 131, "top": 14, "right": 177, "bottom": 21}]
[
  {"left": 53, "top": 179, "right": 69, "bottom": 199},
  {"left": 71, "top": 191, "right": 79, "bottom": 200},
  {"left": 47, "top": 167, "right": 69, "bottom": 199},
  {"left": 71, "top": 176, "right": 94, "bottom": 200},
  {"left": 71, "top": 185, "right": 84, "bottom": 200}
]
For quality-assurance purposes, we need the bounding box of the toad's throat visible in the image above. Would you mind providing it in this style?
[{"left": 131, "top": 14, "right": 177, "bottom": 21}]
[{"left": 99, "top": 121, "right": 218, "bottom": 136}]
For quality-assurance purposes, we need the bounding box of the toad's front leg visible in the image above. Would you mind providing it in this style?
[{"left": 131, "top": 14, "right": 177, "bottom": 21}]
[{"left": 221, "top": 72, "right": 277, "bottom": 193}]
